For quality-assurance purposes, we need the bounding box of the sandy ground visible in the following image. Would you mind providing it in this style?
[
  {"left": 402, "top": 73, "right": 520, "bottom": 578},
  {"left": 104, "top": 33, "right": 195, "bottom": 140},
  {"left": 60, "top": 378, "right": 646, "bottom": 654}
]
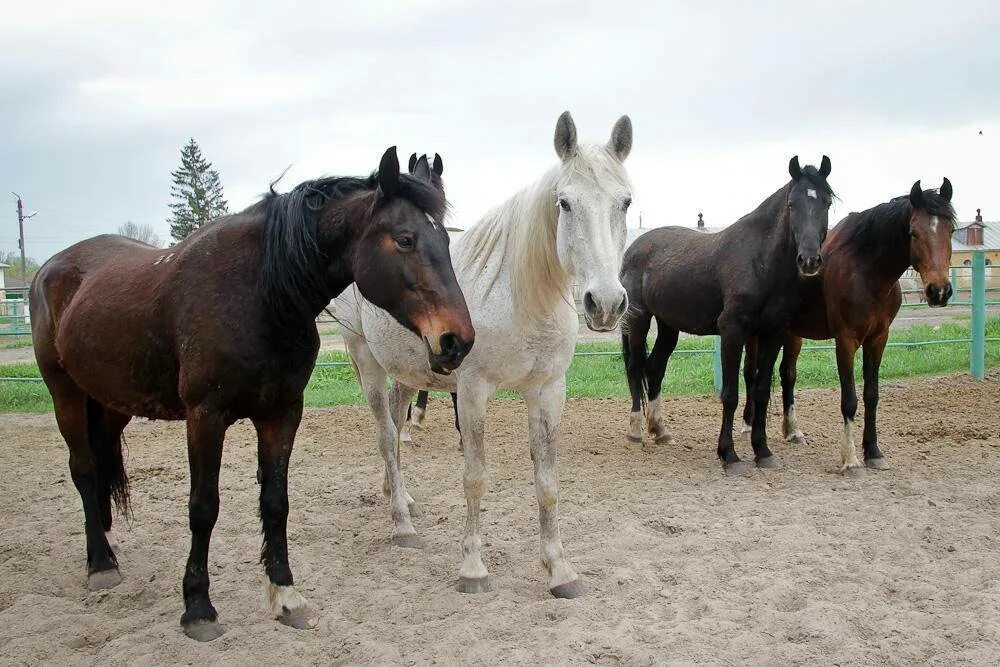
[{"left": 0, "top": 373, "right": 998, "bottom": 665}]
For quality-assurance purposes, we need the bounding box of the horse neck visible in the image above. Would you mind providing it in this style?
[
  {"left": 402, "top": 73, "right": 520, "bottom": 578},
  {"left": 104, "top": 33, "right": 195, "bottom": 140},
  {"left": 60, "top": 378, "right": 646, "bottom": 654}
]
[
  {"left": 745, "top": 184, "right": 798, "bottom": 273},
  {"left": 838, "top": 204, "right": 912, "bottom": 286}
]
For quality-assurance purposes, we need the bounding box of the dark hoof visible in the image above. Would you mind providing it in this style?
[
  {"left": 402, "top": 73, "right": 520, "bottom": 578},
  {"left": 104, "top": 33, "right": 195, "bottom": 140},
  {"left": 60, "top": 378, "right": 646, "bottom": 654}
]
[
  {"left": 787, "top": 434, "right": 808, "bottom": 446},
  {"left": 391, "top": 533, "right": 425, "bottom": 549},
  {"left": 550, "top": 579, "right": 586, "bottom": 599},
  {"left": 626, "top": 434, "right": 643, "bottom": 444},
  {"left": 654, "top": 434, "right": 674, "bottom": 446},
  {"left": 182, "top": 619, "right": 226, "bottom": 642},
  {"left": 843, "top": 466, "right": 866, "bottom": 479},
  {"left": 456, "top": 576, "right": 492, "bottom": 594},
  {"left": 724, "top": 460, "right": 753, "bottom": 477},
  {"left": 87, "top": 567, "right": 122, "bottom": 591},
  {"left": 278, "top": 607, "right": 318, "bottom": 630},
  {"left": 866, "top": 458, "right": 889, "bottom": 471},
  {"left": 756, "top": 455, "right": 783, "bottom": 470},
  {"left": 407, "top": 501, "right": 423, "bottom": 518}
]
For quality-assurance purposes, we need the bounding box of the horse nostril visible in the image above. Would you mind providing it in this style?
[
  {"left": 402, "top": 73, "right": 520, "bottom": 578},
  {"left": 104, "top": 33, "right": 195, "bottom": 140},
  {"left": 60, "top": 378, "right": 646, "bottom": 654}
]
[
  {"left": 945, "top": 283, "right": 953, "bottom": 299},
  {"left": 583, "top": 291, "right": 597, "bottom": 315},
  {"left": 439, "top": 332, "right": 461, "bottom": 357}
]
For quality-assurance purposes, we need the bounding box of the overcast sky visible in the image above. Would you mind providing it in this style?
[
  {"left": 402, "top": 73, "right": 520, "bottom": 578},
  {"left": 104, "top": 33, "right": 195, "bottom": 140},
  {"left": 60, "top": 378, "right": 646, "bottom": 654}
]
[{"left": 4, "top": 1, "right": 999, "bottom": 263}]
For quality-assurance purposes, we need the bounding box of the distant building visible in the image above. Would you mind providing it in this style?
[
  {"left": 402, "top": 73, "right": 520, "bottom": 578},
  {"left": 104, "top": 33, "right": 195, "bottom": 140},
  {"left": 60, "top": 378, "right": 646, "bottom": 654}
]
[
  {"left": 952, "top": 209, "right": 999, "bottom": 268},
  {"left": 625, "top": 212, "right": 727, "bottom": 248},
  {"left": 0, "top": 262, "right": 7, "bottom": 299}
]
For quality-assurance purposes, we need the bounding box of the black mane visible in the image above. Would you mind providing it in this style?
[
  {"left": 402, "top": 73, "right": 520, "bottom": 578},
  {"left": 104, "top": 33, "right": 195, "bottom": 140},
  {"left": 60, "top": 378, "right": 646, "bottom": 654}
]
[
  {"left": 836, "top": 187, "right": 956, "bottom": 252},
  {"left": 259, "top": 172, "right": 446, "bottom": 329}
]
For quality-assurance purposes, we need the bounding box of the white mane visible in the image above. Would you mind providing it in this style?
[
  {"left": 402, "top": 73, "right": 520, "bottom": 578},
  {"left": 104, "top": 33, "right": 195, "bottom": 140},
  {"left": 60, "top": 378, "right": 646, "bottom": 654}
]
[{"left": 455, "top": 143, "right": 631, "bottom": 323}]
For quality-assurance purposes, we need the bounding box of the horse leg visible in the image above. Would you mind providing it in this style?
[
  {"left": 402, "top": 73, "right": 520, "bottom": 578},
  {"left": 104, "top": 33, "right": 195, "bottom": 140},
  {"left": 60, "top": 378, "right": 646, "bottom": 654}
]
[
  {"left": 49, "top": 378, "right": 122, "bottom": 591},
  {"left": 253, "top": 400, "right": 317, "bottom": 631},
  {"left": 835, "top": 338, "right": 865, "bottom": 476},
  {"left": 780, "top": 335, "right": 807, "bottom": 445},
  {"left": 644, "top": 319, "right": 678, "bottom": 445},
  {"left": 96, "top": 407, "right": 132, "bottom": 551},
  {"left": 749, "top": 334, "right": 783, "bottom": 469},
  {"left": 526, "top": 377, "right": 583, "bottom": 598},
  {"left": 351, "top": 345, "right": 419, "bottom": 547},
  {"left": 451, "top": 392, "right": 462, "bottom": 452},
  {"left": 717, "top": 326, "right": 749, "bottom": 475},
  {"left": 740, "top": 336, "right": 758, "bottom": 441},
  {"left": 622, "top": 310, "right": 652, "bottom": 442},
  {"left": 455, "top": 375, "right": 494, "bottom": 593},
  {"left": 389, "top": 381, "right": 420, "bottom": 517},
  {"left": 861, "top": 332, "right": 890, "bottom": 471},
  {"left": 410, "top": 390, "right": 429, "bottom": 426},
  {"left": 180, "top": 406, "right": 227, "bottom": 641}
]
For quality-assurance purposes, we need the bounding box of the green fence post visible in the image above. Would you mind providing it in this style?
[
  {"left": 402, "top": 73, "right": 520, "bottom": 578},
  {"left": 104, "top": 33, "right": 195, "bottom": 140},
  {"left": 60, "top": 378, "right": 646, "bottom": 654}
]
[
  {"left": 713, "top": 336, "right": 722, "bottom": 395},
  {"left": 970, "top": 250, "right": 986, "bottom": 380},
  {"left": 950, "top": 266, "right": 959, "bottom": 303}
]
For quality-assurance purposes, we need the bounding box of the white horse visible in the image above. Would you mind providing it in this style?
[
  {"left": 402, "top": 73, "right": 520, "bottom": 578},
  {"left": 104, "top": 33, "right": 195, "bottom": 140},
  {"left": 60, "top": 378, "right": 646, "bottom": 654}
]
[{"left": 336, "top": 111, "right": 633, "bottom": 597}]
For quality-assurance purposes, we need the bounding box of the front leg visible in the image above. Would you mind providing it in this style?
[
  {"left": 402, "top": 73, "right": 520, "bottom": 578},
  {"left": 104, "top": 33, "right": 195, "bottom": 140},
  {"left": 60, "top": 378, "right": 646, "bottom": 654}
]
[
  {"left": 740, "top": 336, "right": 758, "bottom": 441},
  {"left": 717, "top": 326, "right": 749, "bottom": 476},
  {"left": 254, "top": 400, "right": 317, "bottom": 631},
  {"left": 835, "top": 338, "right": 865, "bottom": 476},
  {"left": 749, "top": 334, "right": 783, "bottom": 469},
  {"left": 456, "top": 375, "right": 494, "bottom": 593},
  {"left": 525, "top": 377, "right": 583, "bottom": 598},
  {"left": 779, "top": 335, "right": 807, "bottom": 445},
  {"left": 388, "top": 381, "right": 420, "bottom": 516},
  {"left": 180, "top": 407, "right": 227, "bottom": 642},
  {"left": 861, "top": 332, "right": 890, "bottom": 470}
]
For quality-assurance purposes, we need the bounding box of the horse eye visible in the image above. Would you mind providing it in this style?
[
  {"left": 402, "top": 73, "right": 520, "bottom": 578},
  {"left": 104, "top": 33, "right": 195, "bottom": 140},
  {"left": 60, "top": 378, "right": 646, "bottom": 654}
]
[
  {"left": 558, "top": 198, "right": 570, "bottom": 212},
  {"left": 395, "top": 235, "right": 415, "bottom": 250}
]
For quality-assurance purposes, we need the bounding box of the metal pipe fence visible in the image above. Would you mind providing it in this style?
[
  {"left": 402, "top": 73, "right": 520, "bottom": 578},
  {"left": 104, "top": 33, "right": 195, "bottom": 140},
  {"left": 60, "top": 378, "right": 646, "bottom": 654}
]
[{"left": 1, "top": 252, "right": 994, "bottom": 387}]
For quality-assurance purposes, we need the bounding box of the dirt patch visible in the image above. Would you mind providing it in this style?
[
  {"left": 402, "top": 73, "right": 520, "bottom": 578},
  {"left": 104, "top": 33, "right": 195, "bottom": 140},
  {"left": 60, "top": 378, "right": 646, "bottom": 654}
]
[{"left": 0, "top": 373, "right": 998, "bottom": 664}]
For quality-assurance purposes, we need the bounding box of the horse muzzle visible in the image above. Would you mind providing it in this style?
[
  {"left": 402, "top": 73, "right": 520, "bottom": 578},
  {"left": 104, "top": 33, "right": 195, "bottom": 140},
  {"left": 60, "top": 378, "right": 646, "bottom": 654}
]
[
  {"left": 796, "top": 252, "right": 823, "bottom": 277},
  {"left": 925, "top": 282, "right": 952, "bottom": 308},
  {"left": 583, "top": 285, "right": 628, "bottom": 332},
  {"left": 424, "top": 331, "right": 474, "bottom": 375}
]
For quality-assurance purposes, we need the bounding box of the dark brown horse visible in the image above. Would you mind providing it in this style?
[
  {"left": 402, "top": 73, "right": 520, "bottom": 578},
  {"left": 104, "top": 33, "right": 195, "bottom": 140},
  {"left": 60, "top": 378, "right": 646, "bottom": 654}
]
[
  {"left": 30, "top": 148, "right": 474, "bottom": 641},
  {"left": 620, "top": 157, "right": 834, "bottom": 475},
  {"left": 741, "top": 179, "right": 954, "bottom": 475}
]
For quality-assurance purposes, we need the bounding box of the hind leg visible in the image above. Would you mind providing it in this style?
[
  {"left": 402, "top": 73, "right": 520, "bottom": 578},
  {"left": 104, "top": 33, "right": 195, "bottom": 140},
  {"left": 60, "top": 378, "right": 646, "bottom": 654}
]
[
  {"left": 622, "top": 310, "right": 652, "bottom": 442},
  {"left": 779, "top": 336, "right": 807, "bottom": 445},
  {"left": 48, "top": 377, "right": 121, "bottom": 590},
  {"left": 644, "top": 319, "right": 678, "bottom": 445},
  {"left": 740, "top": 337, "right": 758, "bottom": 441}
]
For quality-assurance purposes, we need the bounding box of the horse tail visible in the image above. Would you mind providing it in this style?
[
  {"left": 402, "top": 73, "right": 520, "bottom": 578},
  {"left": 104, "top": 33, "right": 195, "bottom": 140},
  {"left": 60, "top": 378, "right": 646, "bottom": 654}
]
[{"left": 86, "top": 396, "right": 131, "bottom": 521}]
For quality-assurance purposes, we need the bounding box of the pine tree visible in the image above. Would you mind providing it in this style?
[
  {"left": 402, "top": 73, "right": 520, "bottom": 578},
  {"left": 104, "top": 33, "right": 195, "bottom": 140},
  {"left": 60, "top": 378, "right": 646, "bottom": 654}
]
[{"left": 168, "top": 138, "right": 229, "bottom": 242}]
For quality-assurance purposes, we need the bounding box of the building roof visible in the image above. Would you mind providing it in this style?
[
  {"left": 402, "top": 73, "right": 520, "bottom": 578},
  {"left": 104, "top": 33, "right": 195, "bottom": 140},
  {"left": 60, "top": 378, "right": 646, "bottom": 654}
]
[{"left": 952, "top": 221, "right": 1000, "bottom": 252}]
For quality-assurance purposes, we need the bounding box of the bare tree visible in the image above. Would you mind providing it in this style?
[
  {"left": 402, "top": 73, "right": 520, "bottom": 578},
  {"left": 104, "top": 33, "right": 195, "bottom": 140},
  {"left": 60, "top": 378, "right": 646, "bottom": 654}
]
[{"left": 117, "top": 221, "right": 163, "bottom": 248}]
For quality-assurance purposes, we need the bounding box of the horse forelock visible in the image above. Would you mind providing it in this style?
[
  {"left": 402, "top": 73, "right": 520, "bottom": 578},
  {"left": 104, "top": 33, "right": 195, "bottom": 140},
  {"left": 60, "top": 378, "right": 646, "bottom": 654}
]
[{"left": 456, "top": 143, "right": 629, "bottom": 323}]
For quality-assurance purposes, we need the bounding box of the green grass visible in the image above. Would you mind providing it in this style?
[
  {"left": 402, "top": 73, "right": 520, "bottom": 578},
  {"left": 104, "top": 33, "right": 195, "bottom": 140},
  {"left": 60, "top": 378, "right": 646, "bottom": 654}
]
[{"left": 2, "top": 318, "right": 997, "bottom": 413}]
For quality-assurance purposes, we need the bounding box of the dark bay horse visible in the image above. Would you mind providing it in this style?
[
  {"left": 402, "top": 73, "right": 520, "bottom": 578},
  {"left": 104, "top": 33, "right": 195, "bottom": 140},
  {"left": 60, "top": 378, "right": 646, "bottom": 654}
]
[
  {"left": 741, "top": 179, "right": 955, "bottom": 475},
  {"left": 620, "top": 157, "right": 833, "bottom": 475},
  {"left": 30, "top": 148, "right": 475, "bottom": 641}
]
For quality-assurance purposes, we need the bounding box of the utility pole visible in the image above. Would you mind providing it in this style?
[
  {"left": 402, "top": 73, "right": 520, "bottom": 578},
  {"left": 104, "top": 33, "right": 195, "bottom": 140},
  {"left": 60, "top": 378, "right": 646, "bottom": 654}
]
[{"left": 12, "top": 192, "right": 35, "bottom": 295}]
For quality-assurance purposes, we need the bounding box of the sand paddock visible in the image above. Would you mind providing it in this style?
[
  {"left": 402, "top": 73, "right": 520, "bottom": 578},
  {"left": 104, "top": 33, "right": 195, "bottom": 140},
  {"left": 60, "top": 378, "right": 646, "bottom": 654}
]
[{"left": 0, "top": 372, "right": 998, "bottom": 665}]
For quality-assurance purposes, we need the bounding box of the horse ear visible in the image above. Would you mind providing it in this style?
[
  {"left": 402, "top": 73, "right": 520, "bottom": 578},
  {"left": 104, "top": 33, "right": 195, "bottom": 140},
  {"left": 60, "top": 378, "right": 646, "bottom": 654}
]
[
  {"left": 788, "top": 156, "right": 802, "bottom": 181},
  {"left": 819, "top": 155, "right": 832, "bottom": 178},
  {"left": 407, "top": 153, "right": 418, "bottom": 174},
  {"left": 377, "top": 146, "right": 400, "bottom": 199},
  {"left": 909, "top": 180, "right": 924, "bottom": 209},
  {"left": 413, "top": 154, "right": 431, "bottom": 181},
  {"left": 940, "top": 177, "right": 953, "bottom": 202},
  {"left": 608, "top": 115, "right": 633, "bottom": 161},
  {"left": 432, "top": 153, "right": 443, "bottom": 176},
  {"left": 554, "top": 110, "right": 578, "bottom": 160}
]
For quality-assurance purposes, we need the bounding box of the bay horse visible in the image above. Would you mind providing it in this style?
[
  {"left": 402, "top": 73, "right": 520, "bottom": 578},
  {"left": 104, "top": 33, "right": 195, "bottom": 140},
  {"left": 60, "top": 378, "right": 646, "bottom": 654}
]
[
  {"left": 741, "top": 179, "right": 955, "bottom": 474},
  {"left": 621, "top": 156, "right": 834, "bottom": 476},
  {"left": 336, "top": 111, "right": 633, "bottom": 597},
  {"left": 30, "top": 148, "right": 474, "bottom": 641}
]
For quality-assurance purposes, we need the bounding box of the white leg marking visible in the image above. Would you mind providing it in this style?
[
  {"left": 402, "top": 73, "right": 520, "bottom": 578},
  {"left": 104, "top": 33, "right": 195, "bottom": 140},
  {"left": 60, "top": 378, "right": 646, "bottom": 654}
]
[
  {"left": 783, "top": 405, "right": 806, "bottom": 441},
  {"left": 409, "top": 405, "right": 425, "bottom": 426},
  {"left": 646, "top": 396, "right": 672, "bottom": 442},
  {"left": 267, "top": 583, "right": 316, "bottom": 626},
  {"left": 840, "top": 419, "right": 863, "bottom": 471},
  {"left": 628, "top": 411, "right": 643, "bottom": 440},
  {"left": 105, "top": 530, "right": 118, "bottom": 551}
]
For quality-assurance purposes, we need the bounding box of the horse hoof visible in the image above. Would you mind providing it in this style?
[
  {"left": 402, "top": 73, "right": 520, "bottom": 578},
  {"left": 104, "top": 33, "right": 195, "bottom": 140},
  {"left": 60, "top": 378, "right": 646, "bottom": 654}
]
[
  {"left": 724, "top": 461, "right": 753, "bottom": 477},
  {"left": 182, "top": 619, "right": 226, "bottom": 642},
  {"left": 626, "top": 434, "right": 643, "bottom": 444},
  {"left": 456, "top": 576, "right": 492, "bottom": 594},
  {"left": 87, "top": 567, "right": 122, "bottom": 591},
  {"left": 866, "top": 458, "right": 889, "bottom": 471},
  {"left": 756, "top": 455, "right": 782, "bottom": 470},
  {"left": 278, "top": 607, "right": 318, "bottom": 630},
  {"left": 550, "top": 580, "right": 586, "bottom": 599},
  {"left": 842, "top": 466, "right": 866, "bottom": 479},
  {"left": 391, "top": 533, "right": 425, "bottom": 549},
  {"left": 654, "top": 434, "right": 674, "bottom": 446},
  {"left": 407, "top": 502, "right": 423, "bottom": 518},
  {"left": 787, "top": 433, "right": 808, "bottom": 446}
]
